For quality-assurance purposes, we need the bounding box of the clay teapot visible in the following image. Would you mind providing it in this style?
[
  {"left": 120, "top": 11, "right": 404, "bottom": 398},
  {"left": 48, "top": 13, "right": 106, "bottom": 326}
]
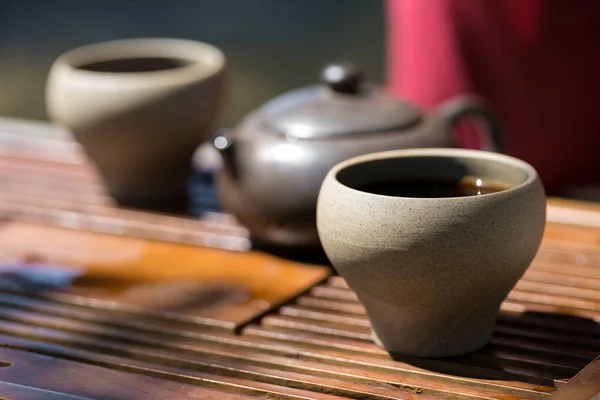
[{"left": 214, "top": 61, "right": 502, "bottom": 247}]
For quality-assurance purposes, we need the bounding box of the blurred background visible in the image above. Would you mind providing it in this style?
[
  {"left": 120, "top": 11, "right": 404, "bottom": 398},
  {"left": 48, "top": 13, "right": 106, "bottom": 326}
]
[{"left": 0, "top": 0, "right": 384, "bottom": 127}]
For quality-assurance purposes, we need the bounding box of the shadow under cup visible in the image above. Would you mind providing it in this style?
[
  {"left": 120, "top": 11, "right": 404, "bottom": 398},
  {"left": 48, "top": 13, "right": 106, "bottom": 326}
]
[{"left": 317, "top": 149, "right": 546, "bottom": 357}]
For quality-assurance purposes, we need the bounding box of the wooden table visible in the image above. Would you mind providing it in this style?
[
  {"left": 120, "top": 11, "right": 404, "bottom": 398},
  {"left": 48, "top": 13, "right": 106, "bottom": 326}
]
[{"left": 1, "top": 118, "right": 599, "bottom": 399}]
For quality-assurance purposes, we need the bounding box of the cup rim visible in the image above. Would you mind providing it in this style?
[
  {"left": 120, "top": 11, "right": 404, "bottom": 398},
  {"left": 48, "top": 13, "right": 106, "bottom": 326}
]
[
  {"left": 328, "top": 148, "right": 540, "bottom": 201},
  {"left": 52, "top": 38, "right": 225, "bottom": 82}
]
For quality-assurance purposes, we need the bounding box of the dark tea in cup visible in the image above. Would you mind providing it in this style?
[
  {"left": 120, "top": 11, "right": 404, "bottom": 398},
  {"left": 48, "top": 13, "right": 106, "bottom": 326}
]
[
  {"left": 317, "top": 148, "right": 546, "bottom": 357},
  {"left": 357, "top": 176, "right": 512, "bottom": 198},
  {"left": 77, "top": 57, "right": 194, "bottom": 73}
]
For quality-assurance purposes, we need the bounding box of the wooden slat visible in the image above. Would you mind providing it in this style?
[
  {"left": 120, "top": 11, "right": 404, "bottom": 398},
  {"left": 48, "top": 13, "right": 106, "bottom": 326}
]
[
  {"left": 546, "top": 357, "right": 600, "bottom": 400},
  {"left": 0, "top": 319, "right": 532, "bottom": 400},
  {"left": 297, "top": 296, "right": 599, "bottom": 362},
  {"left": 0, "top": 201, "right": 251, "bottom": 252},
  {"left": 250, "top": 267, "right": 600, "bottom": 396},
  {"left": 0, "top": 328, "right": 425, "bottom": 400},
  {"left": 243, "top": 325, "right": 554, "bottom": 397},
  {"left": 547, "top": 198, "right": 600, "bottom": 228},
  {"left": 0, "top": 222, "right": 329, "bottom": 331},
  {"left": 0, "top": 381, "right": 96, "bottom": 400},
  {"left": 0, "top": 345, "right": 310, "bottom": 400},
  {"left": 0, "top": 124, "right": 251, "bottom": 252},
  {"left": 278, "top": 305, "right": 588, "bottom": 372},
  {"left": 0, "top": 261, "right": 560, "bottom": 399},
  {"left": 4, "top": 117, "right": 600, "bottom": 399},
  {"left": 0, "top": 122, "right": 83, "bottom": 164}
]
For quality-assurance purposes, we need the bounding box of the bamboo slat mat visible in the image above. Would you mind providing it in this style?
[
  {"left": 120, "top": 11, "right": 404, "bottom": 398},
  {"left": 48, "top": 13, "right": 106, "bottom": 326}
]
[{"left": 1, "top": 118, "right": 599, "bottom": 399}]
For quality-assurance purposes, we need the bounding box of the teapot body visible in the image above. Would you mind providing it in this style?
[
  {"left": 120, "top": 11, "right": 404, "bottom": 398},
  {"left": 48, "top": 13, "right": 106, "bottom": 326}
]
[
  {"left": 213, "top": 62, "right": 502, "bottom": 247},
  {"left": 216, "top": 112, "right": 455, "bottom": 247}
]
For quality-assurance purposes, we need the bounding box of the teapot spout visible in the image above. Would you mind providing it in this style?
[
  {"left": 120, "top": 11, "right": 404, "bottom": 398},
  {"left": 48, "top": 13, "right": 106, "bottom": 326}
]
[
  {"left": 214, "top": 131, "right": 234, "bottom": 154},
  {"left": 213, "top": 130, "right": 238, "bottom": 178}
]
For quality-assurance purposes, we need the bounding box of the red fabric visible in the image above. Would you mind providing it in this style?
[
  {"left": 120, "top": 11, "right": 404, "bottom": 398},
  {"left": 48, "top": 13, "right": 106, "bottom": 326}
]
[{"left": 387, "top": 0, "right": 600, "bottom": 194}]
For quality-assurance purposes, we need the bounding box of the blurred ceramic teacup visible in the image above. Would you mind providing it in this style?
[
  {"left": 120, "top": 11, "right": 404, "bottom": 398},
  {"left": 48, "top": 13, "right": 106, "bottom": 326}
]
[
  {"left": 46, "top": 38, "right": 226, "bottom": 209},
  {"left": 317, "top": 148, "right": 546, "bottom": 357}
]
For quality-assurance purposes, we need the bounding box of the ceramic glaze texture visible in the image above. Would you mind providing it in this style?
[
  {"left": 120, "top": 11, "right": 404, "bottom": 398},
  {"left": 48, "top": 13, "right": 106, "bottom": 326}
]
[
  {"left": 214, "top": 61, "right": 502, "bottom": 248},
  {"left": 317, "top": 148, "right": 546, "bottom": 357},
  {"left": 46, "top": 38, "right": 226, "bottom": 207}
]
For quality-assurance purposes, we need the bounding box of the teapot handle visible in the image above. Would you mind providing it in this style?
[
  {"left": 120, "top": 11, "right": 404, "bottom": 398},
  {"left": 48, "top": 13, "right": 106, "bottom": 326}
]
[{"left": 438, "top": 96, "right": 504, "bottom": 153}]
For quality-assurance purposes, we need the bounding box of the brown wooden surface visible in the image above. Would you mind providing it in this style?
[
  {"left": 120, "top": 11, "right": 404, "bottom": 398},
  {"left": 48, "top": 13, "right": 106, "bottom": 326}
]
[
  {"left": 0, "top": 119, "right": 250, "bottom": 252},
  {"left": 1, "top": 118, "right": 600, "bottom": 399},
  {"left": 546, "top": 357, "right": 600, "bottom": 400},
  {"left": 0, "top": 221, "right": 329, "bottom": 331}
]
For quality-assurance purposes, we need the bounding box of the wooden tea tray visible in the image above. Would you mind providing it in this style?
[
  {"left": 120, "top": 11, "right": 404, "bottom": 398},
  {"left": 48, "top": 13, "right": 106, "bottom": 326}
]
[
  {"left": 0, "top": 221, "right": 329, "bottom": 331},
  {"left": 1, "top": 118, "right": 599, "bottom": 399}
]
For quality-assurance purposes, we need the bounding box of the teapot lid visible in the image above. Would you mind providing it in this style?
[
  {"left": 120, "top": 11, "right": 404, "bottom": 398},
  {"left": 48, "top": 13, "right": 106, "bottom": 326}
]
[{"left": 257, "top": 62, "right": 421, "bottom": 139}]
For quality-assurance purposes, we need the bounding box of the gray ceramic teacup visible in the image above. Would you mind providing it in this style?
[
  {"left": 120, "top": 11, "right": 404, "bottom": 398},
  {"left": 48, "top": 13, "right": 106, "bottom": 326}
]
[
  {"left": 46, "top": 38, "right": 226, "bottom": 209},
  {"left": 317, "top": 148, "right": 545, "bottom": 357}
]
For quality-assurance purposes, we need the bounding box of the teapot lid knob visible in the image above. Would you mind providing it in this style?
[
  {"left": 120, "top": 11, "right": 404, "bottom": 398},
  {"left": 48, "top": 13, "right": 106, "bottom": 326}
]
[{"left": 321, "top": 61, "right": 364, "bottom": 94}]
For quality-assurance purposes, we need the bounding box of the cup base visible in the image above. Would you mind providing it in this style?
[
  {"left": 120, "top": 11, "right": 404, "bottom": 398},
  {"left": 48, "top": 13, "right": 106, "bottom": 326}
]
[
  {"left": 110, "top": 176, "right": 192, "bottom": 214},
  {"left": 115, "top": 193, "right": 189, "bottom": 214},
  {"left": 370, "top": 327, "right": 491, "bottom": 358},
  {"left": 100, "top": 162, "right": 194, "bottom": 214}
]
